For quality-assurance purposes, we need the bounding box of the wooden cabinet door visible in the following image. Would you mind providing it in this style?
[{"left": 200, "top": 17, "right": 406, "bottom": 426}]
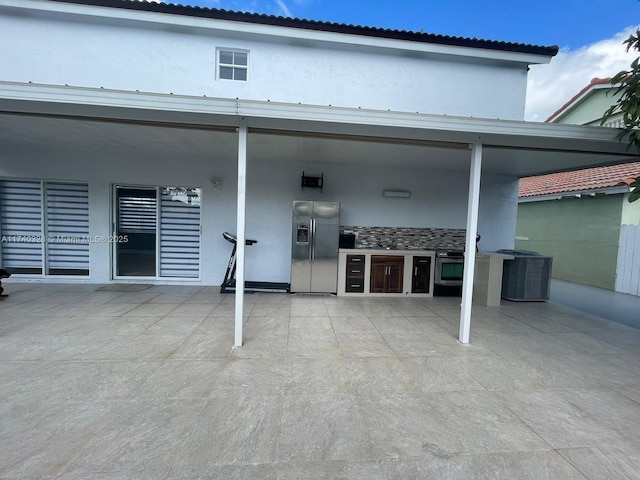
[
  {"left": 370, "top": 256, "right": 404, "bottom": 293},
  {"left": 411, "top": 256, "right": 431, "bottom": 293},
  {"left": 387, "top": 264, "right": 403, "bottom": 293},
  {"left": 369, "top": 263, "right": 387, "bottom": 293}
]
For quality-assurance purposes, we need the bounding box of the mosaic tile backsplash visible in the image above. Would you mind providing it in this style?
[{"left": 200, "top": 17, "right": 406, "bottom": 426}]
[{"left": 340, "top": 226, "right": 467, "bottom": 251}]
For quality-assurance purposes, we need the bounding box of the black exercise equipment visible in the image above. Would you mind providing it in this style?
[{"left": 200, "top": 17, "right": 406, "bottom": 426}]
[{"left": 220, "top": 232, "right": 290, "bottom": 293}]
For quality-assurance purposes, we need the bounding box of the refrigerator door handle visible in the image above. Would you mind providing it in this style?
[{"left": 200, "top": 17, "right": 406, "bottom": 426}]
[{"left": 310, "top": 217, "right": 316, "bottom": 263}]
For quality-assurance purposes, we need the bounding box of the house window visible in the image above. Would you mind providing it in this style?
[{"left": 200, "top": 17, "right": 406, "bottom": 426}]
[
  {"left": 0, "top": 179, "right": 90, "bottom": 276},
  {"left": 218, "top": 49, "right": 248, "bottom": 81}
]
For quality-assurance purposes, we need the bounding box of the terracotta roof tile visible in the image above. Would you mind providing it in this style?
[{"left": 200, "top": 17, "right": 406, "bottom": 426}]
[{"left": 519, "top": 162, "right": 640, "bottom": 197}]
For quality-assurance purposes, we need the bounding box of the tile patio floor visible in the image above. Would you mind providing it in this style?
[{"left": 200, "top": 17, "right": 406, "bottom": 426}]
[{"left": 1, "top": 282, "right": 640, "bottom": 479}]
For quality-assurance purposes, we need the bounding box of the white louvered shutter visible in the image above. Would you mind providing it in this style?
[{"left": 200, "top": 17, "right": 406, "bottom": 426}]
[
  {"left": 160, "top": 188, "right": 201, "bottom": 278},
  {"left": 45, "top": 182, "right": 89, "bottom": 275},
  {"left": 0, "top": 180, "right": 43, "bottom": 273},
  {"left": 118, "top": 193, "right": 157, "bottom": 233}
]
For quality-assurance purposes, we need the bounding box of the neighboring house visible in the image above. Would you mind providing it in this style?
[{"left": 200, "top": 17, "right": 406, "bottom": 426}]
[
  {"left": 546, "top": 77, "right": 626, "bottom": 127},
  {"left": 0, "top": 1, "right": 637, "bottom": 341},
  {"left": 517, "top": 78, "right": 640, "bottom": 295}
]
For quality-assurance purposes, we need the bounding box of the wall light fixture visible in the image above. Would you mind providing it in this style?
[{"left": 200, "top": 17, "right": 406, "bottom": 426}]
[{"left": 383, "top": 190, "right": 411, "bottom": 198}]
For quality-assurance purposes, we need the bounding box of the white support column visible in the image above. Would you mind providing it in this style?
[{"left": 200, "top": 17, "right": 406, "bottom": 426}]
[
  {"left": 234, "top": 118, "right": 248, "bottom": 347},
  {"left": 459, "top": 141, "right": 483, "bottom": 344}
]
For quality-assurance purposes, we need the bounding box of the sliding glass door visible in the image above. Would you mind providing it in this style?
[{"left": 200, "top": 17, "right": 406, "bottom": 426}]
[
  {"left": 115, "top": 186, "right": 157, "bottom": 276},
  {"left": 113, "top": 185, "right": 201, "bottom": 279},
  {"left": 159, "top": 187, "right": 201, "bottom": 278}
]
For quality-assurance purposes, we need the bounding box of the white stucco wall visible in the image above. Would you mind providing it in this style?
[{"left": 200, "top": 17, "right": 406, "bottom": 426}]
[
  {"left": 246, "top": 160, "right": 517, "bottom": 282},
  {"left": 0, "top": 144, "right": 518, "bottom": 284},
  {"left": 0, "top": 7, "right": 529, "bottom": 120}
]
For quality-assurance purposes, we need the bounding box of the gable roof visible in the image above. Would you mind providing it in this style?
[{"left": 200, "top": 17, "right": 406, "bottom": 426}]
[
  {"left": 519, "top": 162, "right": 640, "bottom": 197},
  {"left": 47, "top": 0, "right": 559, "bottom": 57},
  {"left": 546, "top": 77, "right": 613, "bottom": 123}
]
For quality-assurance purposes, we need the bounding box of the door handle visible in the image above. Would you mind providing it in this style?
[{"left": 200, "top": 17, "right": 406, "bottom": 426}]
[{"left": 310, "top": 218, "right": 316, "bottom": 263}]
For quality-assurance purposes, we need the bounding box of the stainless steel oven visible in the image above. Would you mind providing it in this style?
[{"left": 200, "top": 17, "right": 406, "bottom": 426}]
[{"left": 434, "top": 250, "right": 464, "bottom": 286}]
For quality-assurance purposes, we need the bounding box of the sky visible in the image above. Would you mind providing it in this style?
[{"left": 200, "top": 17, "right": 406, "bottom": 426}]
[{"left": 155, "top": 0, "right": 640, "bottom": 121}]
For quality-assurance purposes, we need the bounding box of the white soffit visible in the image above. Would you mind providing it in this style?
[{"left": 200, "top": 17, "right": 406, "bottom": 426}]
[{"left": 0, "top": 81, "right": 638, "bottom": 176}]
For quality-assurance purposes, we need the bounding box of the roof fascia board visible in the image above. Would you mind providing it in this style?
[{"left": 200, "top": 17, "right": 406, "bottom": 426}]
[
  {"left": 0, "top": 81, "right": 634, "bottom": 156},
  {"left": 519, "top": 185, "right": 630, "bottom": 202},
  {"left": 0, "top": 0, "right": 553, "bottom": 65}
]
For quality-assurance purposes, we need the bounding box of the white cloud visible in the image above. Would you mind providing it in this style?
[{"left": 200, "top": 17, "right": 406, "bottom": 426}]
[{"left": 525, "top": 25, "right": 640, "bottom": 122}]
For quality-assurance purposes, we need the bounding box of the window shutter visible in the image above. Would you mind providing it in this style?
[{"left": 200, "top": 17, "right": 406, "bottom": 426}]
[
  {"left": 118, "top": 193, "right": 157, "bottom": 233},
  {"left": 0, "top": 180, "right": 43, "bottom": 273},
  {"left": 160, "top": 188, "right": 201, "bottom": 278},
  {"left": 45, "top": 182, "right": 89, "bottom": 275}
]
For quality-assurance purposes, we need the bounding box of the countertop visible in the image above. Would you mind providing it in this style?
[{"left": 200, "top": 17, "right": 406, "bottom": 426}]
[
  {"left": 477, "top": 251, "right": 515, "bottom": 259},
  {"left": 341, "top": 249, "right": 515, "bottom": 258},
  {"left": 339, "top": 248, "right": 436, "bottom": 254}
]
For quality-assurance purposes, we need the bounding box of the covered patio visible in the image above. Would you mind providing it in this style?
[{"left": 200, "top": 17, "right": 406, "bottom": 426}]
[
  {"left": 2, "top": 82, "right": 639, "bottom": 348},
  {"left": 1, "top": 282, "right": 640, "bottom": 478}
]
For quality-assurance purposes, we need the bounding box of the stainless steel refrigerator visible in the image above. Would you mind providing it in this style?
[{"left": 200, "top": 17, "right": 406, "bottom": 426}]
[{"left": 291, "top": 201, "right": 340, "bottom": 293}]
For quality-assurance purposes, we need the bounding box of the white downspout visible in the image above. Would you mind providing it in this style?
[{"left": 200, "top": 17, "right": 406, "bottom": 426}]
[
  {"left": 459, "top": 141, "right": 482, "bottom": 344},
  {"left": 234, "top": 118, "right": 248, "bottom": 347}
]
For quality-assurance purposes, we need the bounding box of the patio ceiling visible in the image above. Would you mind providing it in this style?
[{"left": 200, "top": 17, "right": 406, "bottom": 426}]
[{"left": 1, "top": 81, "right": 639, "bottom": 178}]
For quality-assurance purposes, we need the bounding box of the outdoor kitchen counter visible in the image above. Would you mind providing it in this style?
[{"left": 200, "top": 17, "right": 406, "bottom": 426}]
[
  {"left": 337, "top": 249, "right": 436, "bottom": 297},
  {"left": 339, "top": 248, "right": 438, "bottom": 253},
  {"left": 473, "top": 251, "right": 514, "bottom": 306}
]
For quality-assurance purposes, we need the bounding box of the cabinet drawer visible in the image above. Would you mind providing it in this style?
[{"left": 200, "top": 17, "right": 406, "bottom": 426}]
[
  {"left": 346, "top": 265, "right": 365, "bottom": 277},
  {"left": 346, "top": 255, "right": 365, "bottom": 265},
  {"left": 345, "top": 280, "right": 364, "bottom": 292}
]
